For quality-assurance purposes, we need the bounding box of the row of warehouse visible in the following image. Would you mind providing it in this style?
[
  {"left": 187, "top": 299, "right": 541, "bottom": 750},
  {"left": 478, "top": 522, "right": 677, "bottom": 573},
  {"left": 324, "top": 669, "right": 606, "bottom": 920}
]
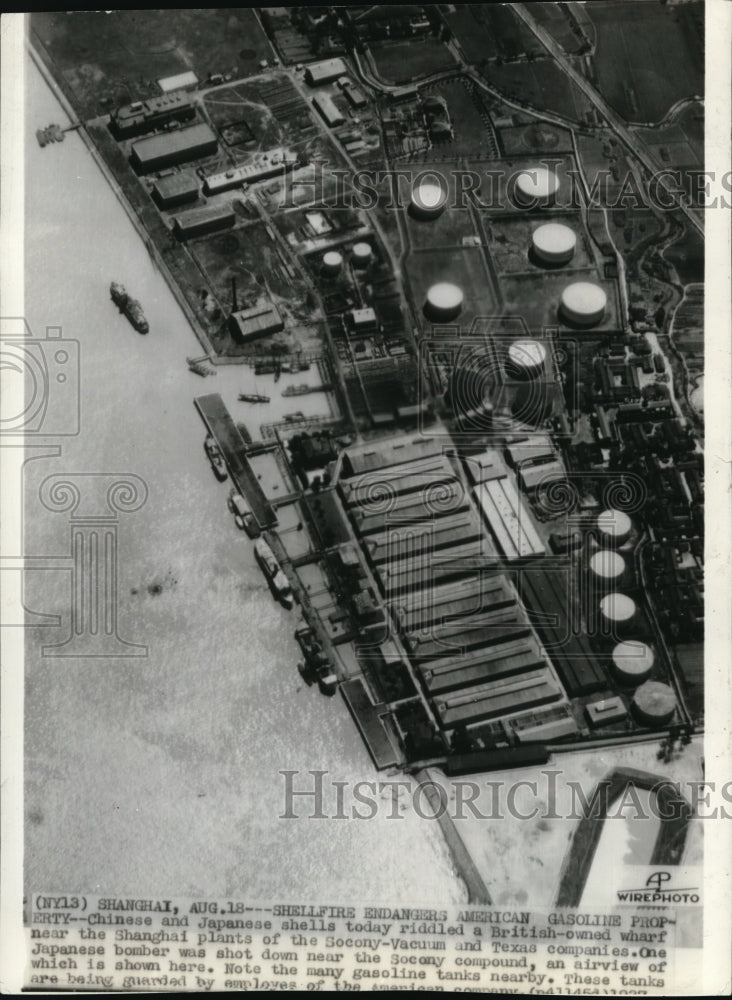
[{"left": 336, "top": 438, "right": 573, "bottom": 732}]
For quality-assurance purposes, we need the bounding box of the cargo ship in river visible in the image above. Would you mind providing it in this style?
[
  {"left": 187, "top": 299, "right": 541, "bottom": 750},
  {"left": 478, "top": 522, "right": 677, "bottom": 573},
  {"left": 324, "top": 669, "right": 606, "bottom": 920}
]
[{"left": 110, "top": 281, "right": 149, "bottom": 334}]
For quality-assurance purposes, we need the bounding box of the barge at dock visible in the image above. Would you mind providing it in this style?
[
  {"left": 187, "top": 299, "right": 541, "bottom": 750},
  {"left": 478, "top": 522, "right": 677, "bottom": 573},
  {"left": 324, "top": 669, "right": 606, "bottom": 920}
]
[
  {"left": 110, "top": 281, "right": 149, "bottom": 334},
  {"left": 255, "top": 538, "right": 294, "bottom": 608},
  {"left": 204, "top": 434, "right": 227, "bottom": 481}
]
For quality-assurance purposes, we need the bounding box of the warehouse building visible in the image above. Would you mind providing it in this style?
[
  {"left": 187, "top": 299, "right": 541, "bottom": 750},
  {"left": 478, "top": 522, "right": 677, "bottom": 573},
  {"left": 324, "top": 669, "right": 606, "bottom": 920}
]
[
  {"left": 518, "top": 568, "right": 606, "bottom": 696},
  {"left": 433, "top": 669, "right": 563, "bottom": 728},
  {"left": 131, "top": 122, "right": 218, "bottom": 173},
  {"left": 229, "top": 303, "right": 284, "bottom": 344},
  {"left": 203, "top": 150, "right": 297, "bottom": 194},
  {"left": 473, "top": 476, "right": 546, "bottom": 561},
  {"left": 110, "top": 92, "right": 195, "bottom": 139},
  {"left": 312, "top": 94, "right": 345, "bottom": 128},
  {"left": 152, "top": 172, "right": 199, "bottom": 209},
  {"left": 364, "top": 508, "right": 484, "bottom": 565},
  {"left": 172, "top": 204, "right": 235, "bottom": 240},
  {"left": 421, "top": 635, "right": 548, "bottom": 696},
  {"left": 305, "top": 57, "right": 347, "bottom": 86},
  {"left": 334, "top": 434, "right": 571, "bottom": 732},
  {"left": 518, "top": 459, "right": 566, "bottom": 493}
]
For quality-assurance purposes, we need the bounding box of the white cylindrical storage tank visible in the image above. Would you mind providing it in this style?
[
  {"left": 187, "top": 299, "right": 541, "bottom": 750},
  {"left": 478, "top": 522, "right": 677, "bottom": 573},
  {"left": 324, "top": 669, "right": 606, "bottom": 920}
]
[
  {"left": 505, "top": 339, "right": 546, "bottom": 379},
  {"left": 589, "top": 549, "right": 626, "bottom": 586},
  {"left": 612, "top": 640, "right": 654, "bottom": 686},
  {"left": 560, "top": 281, "right": 607, "bottom": 327},
  {"left": 600, "top": 592, "right": 636, "bottom": 634},
  {"left": 532, "top": 222, "right": 576, "bottom": 265},
  {"left": 632, "top": 680, "right": 677, "bottom": 727},
  {"left": 597, "top": 508, "right": 632, "bottom": 547},
  {"left": 352, "top": 242, "right": 373, "bottom": 267},
  {"left": 424, "top": 282, "right": 464, "bottom": 321},
  {"left": 410, "top": 177, "right": 447, "bottom": 219},
  {"left": 322, "top": 250, "right": 343, "bottom": 275},
  {"left": 514, "top": 167, "right": 559, "bottom": 207}
]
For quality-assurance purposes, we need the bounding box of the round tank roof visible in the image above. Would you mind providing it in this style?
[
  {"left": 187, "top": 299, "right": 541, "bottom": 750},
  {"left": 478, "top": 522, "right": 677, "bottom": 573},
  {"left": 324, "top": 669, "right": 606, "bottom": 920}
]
[
  {"left": 561, "top": 281, "right": 607, "bottom": 324},
  {"left": 516, "top": 167, "right": 560, "bottom": 202},
  {"left": 613, "top": 640, "right": 654, "bottom": 676},
  {"left": 600, "top": 592, "right": 636, "bottom": 623},
  {"left": 352, "top": 241, "right": 373, "bottom": 262},
  {"left": 427, "top": 282, "right": 463, "bottom": 311},
  {"left": 532, "top": 222, "right": 576, "bottom": 260},
  {"left": 633, "top": 680, "right": 676, "bottom": 724},
  {"left": 597, "top": 508, "right": 632, "bottom": 540},
  {"left": 590, "top": 550, "right": 626, "bottom": 579},
  {"left": 507, "top": 339, "right": 546, "bottom": 370},
  {"left": 323, "top": 250, "right": 343, "bottom": 267},
  {"left": 411, "top": 178, "right": 448, "bottom": 217}
]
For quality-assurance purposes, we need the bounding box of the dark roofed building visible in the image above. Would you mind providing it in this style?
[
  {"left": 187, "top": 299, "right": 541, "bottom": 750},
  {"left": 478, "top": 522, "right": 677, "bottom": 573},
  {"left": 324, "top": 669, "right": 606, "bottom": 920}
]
[
  {"left": 229, "top": 303, "right": 284, "bottom": 344},
  {"left": 131, "top": 123, "right": 218, "bottom": 173}
]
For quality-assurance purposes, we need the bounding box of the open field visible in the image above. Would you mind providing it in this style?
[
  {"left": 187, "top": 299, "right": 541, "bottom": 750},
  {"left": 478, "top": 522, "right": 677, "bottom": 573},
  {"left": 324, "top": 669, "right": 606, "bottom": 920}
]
[
  {"left": 663, "top": 225, "right": 704, "bottom": 286},
  {"left": 370, "top": 37, "right": 456, "bottom": 83},
  {"left": 523, "top": 1, "right": 588, "bottom": 54},
  {"left": 445, "top": 4, "right": 543, "bottom": 63},
  {"left": 486, "top": 59, "right": 593, "bottom": 124},
  {"left": 31, "top": 10, "right": 274, "bottom": 120},
  {"left": 588, "top": 0, "right": 704, "bottom": 123},
  {"left": 500, "top": 121, "right": 575, "bottom": 156}
]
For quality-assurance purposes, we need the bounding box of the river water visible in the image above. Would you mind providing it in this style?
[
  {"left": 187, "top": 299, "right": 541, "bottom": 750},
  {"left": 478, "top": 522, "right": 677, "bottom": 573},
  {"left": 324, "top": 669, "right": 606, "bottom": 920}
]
[{"left": 23, "top": 56, "right": 464, "bottom": 904}]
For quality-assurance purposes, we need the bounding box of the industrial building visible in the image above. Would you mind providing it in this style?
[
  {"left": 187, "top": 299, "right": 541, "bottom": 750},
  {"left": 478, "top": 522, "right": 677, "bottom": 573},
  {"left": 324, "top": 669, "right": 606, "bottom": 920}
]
[
  {"left": 335, "top": 435, "right": 570, "bottom": 734},
  {"left": 473, "top": 476, "right": 546, "bottom": 561},
  {"left": 229, "top": 303, "right": 284, "bottom": 343},
  {"left": 110, "top": 92, "right": 196, "bottom": 139},
  {"left": 305, "top": 58, "right": 347, "bottom": 86},
  {"left": 172, "top": 204, "right": 235, "bottom": 240},
  {"left": 130, "top": 122, "right": 218, "bottom": 173},
  {"left": 312, "top": 93, "right": 345, "bottom": 128},
  {"left": 151, "top": 172, "right": 199, "bottom": 209},
  {"left": 203, "top": 150, "right": 297, "bottom": 194}
]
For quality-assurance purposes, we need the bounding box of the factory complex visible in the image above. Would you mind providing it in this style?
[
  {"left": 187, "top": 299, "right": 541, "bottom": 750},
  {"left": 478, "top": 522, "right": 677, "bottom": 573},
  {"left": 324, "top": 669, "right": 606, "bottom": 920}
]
[{"left": 37, "top": 5, "right": 703, "bottom": 774}]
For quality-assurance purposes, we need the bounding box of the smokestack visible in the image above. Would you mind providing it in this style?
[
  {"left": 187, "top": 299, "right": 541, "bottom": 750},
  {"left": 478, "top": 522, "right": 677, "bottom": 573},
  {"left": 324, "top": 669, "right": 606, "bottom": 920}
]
[{"left": 231, "top": 276, "right": 238, "bottom": 313}]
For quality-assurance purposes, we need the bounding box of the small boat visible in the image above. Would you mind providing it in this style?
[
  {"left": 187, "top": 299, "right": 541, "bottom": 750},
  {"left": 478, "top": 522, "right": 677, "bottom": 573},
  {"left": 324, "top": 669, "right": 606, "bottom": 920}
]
[
  {"left": 187, "top": 355, "right": 215, "bottom": 377},
  {"left": 110, "top": 281, "right": 149, "bottom": 334},
  {"left": 284, "top": 411, "right": 305, "bottom": 423},
  {"left": 282, "top": 383, "right": 311, "bottom": 397},
  {"left": 204, "top": 434, "right": 227, "bottom": 481},
  {"left": 238, "top": 392, "right": 270, "bottom": 403},
  {"left": 254, "top": 538, "right": 294, "bottom": 608}
]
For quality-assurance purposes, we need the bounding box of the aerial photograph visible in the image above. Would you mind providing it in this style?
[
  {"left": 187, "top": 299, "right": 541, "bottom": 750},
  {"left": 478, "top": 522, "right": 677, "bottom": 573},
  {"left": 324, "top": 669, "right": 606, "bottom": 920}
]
[{"left": 8, "top": 0, "right": 719, "bottom": 991}]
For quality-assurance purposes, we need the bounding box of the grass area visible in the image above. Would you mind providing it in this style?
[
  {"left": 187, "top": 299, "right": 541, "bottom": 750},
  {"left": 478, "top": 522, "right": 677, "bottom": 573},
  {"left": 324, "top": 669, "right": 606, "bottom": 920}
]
[
  {"left": 588, "top": 0, "right": 704, "bottom": 123},
  {"left": 445, "top": 4, "right": 543, "bottom": 63},
  {"left": 500, "top": 122, "right": 575, "bottom": 156},
  {"left": 32, "top": 10, "right": 275, "bottom": 120},
  {"left": 523, "top": 2, "right": 588, "bottom": 54},
  {"left": 664, "top": 226, "right": 704, "bottom": 286},
  {"left": 419, "top": 77, "right": 494, "bottom": 158},
  {"left": 486, "top": 59, "right": 593, "bottom": 124},
  {"left": 370, "top": 37, "right": 456, "bottom": 84}
]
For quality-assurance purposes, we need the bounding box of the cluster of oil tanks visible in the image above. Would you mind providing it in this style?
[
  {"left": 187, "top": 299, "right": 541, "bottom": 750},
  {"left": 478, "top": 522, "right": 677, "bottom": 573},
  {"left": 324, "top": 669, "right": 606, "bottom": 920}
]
[{"left": 587, "top": 508, "right": 677, "bottom": 726}]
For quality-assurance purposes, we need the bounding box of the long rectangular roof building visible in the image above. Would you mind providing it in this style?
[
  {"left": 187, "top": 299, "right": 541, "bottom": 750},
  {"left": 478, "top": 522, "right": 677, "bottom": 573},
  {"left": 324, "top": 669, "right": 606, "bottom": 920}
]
[
  {"left": 305, "top": 58, "right": 347, "bottom": 85},
  {"left": 131, "top": 122, "right": 218, "bottom": 173},
  {"left": 474, "top": 477, "right": 545, "bottom": 561}
]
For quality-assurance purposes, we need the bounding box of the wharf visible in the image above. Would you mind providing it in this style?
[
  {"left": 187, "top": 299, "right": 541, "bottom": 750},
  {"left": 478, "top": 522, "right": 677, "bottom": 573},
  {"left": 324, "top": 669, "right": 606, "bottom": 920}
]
[
  {"left": 341, "top": 678, "right": 403, "bottom": 769},
  {"left": 195, "top": 393, "right": 276, "bottom": 527}
]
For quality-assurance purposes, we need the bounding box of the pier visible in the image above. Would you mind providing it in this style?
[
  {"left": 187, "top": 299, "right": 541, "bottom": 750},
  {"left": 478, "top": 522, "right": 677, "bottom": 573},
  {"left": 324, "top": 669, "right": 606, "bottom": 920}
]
[{"left": 195, "top": 393, "right": 276, "bottom": 528}]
